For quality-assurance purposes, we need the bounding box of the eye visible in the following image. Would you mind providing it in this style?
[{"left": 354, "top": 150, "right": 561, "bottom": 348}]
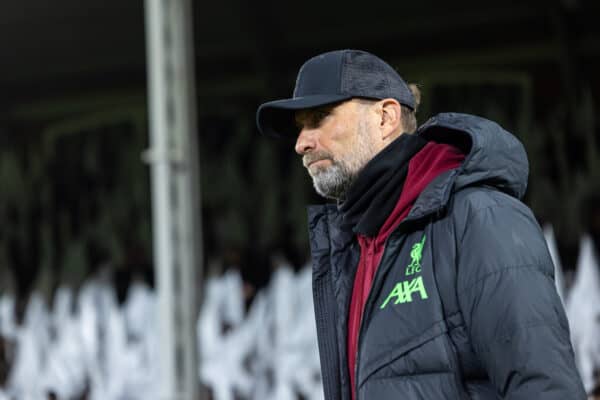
[
  {"left": 312, "top": 109, "right": 330, "bottom": 126},
  {"left": 295, "top": 107, "right": 332, "bottom": 131}
]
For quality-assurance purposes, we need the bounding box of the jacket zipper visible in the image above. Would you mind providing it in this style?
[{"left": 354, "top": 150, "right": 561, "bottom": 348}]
[
  {"left": 354, "top": 208, "right": 444, "bottom": 399},
  {"left": 354, "top": 227, "right": 400, "bottom": 399}
]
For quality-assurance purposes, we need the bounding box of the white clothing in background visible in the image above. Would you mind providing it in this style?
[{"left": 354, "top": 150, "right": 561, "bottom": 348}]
[
  {"left": 543, "top": 224, "right": 568, "bottom": 305},
  {"left": 566, "top": 235, "right": 600, "bottom": 393},
  {"left": 198, "top": 270, "right": 256, "bottom": 400}
]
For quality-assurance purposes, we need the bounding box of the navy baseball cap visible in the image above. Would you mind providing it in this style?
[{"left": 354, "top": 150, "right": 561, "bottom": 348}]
[{"left": 256, "top": 49, "right": 415, "bottom": 138}]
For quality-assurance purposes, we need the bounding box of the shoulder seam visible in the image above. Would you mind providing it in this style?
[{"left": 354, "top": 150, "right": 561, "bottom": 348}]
[{"left": 456, "top": 198, "right": 532, "bottom": 244}]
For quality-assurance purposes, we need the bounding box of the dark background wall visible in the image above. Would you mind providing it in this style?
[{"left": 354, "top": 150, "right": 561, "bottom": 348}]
[{"left": 0, "top": 0, "right": 599, "bottom": 306}]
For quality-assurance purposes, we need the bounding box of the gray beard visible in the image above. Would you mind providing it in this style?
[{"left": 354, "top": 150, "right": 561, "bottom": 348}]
[
  {"left": 306, "top": 115, "right": 377, "bottom": 200},
  {"left": 311, "top": 162, "right": 357, "bottom": 200}
]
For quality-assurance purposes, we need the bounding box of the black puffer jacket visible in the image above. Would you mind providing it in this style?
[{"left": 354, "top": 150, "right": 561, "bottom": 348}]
[{"left": 308, "top": 113, "right": 586, "bottom": 400}]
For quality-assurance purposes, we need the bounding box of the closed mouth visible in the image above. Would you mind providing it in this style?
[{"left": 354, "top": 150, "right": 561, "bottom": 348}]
[{"left": 306, "top": 158, "right": 331, "bottom": 168}]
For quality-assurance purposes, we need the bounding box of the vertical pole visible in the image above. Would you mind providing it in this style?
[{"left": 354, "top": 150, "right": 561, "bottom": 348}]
[{"left": 144, "top": 0, "right": 202, "bottom": 399}]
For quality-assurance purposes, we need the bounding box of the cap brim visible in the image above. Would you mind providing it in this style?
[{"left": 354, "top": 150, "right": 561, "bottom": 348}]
[{"left": 256, "top": 94, "right": 351, "bottom": 138}]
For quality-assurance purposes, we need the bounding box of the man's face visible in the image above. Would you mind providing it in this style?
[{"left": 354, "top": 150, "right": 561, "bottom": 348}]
[{"left": 294, "top": 99, "right": 380, "bottom": 200}]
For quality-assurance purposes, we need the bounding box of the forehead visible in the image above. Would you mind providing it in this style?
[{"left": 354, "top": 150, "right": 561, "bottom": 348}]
[
  {"left": 295, "top": 103, "right": 337, "bottom": 122},
  {"left": 294, "top": 100, "right": 362, "bottom": 124}
]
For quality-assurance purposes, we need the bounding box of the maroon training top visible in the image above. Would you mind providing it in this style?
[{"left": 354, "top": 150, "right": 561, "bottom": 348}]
[{"left": 347, "top": 142, "right": 465, "bottom": 400}]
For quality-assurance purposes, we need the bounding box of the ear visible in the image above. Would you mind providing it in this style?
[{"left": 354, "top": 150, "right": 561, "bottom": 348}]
[{"left": 378, "top": 98, "right": 402, "bottom": 141}]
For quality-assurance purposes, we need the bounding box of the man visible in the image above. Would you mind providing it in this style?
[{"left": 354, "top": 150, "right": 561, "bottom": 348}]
[{"left": 256, "top": 49, "right": 586, "bottom": 399}]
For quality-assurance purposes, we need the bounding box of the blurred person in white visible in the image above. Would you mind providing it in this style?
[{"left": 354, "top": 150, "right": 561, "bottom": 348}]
[
  {"left": 6, "top": 292, "right": 50, "bottom": 399},
  {"left": 543, "top": 225, "right": 567, "bottom": 305},
  {"left": 253, "top": 258, "right": 322, "bottom": 400},
  {"left": 568, "top": 189, "right": 600, "bottom": 395},
  {"left": 197, "top": 259, "right": 323, "bottom": 400},
  {"left": 197, "top": 267, "right": 256, "bottom": 400},
  {"left": 567, "top": 234, "right": 600, "bottom": 393}
]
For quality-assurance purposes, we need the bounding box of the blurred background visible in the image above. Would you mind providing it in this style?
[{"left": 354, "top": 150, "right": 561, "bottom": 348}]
[{"left": 0, "top": 0, "right": 599, "bottom": 399}]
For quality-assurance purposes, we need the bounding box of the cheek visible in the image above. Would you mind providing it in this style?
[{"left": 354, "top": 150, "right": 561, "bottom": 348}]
[
  {"left": 318, "top": 113, "right": 361, "bottom": 155},
  {"left": 329, "top": 122, "right": 358, "bottom": 149}
]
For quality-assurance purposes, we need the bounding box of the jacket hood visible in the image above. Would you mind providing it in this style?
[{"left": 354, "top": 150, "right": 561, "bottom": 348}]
[{"left": 417, "top": 112, "right": 529, "bottom": 199}]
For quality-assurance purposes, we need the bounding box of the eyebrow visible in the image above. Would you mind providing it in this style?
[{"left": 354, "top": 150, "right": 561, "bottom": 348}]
[{"left": 295, "top": 105, "right": 335, "bottom": 129}]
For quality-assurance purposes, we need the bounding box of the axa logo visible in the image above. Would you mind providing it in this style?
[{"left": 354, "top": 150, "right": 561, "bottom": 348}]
[
  {"left": 380, "top": 276, "right": 429, "bottom": 308},
  {"left": 380, "top": 234, "right": 429, "bottom": 309}
]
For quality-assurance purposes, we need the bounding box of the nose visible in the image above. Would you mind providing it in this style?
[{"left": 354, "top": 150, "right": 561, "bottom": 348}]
[{"left": 295, "top": 128, "right": 317, "bottom": 155}]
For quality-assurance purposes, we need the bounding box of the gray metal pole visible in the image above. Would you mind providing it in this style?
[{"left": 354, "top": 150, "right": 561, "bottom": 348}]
[{"left": 144, "top": 0, "right": 203, "bottom": 399}]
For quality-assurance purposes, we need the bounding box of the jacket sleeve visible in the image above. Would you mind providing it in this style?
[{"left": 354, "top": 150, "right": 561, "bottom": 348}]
[{"left": 455, "top": 196, "right": 586, "bottom": 399}]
